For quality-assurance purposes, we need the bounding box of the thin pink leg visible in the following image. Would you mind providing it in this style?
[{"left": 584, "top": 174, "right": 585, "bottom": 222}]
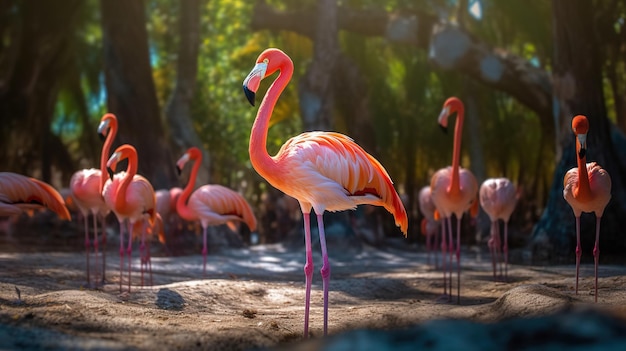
[
  {"left": 302, "top": 212, "right": 313, "bottom": 338},
  {"left": 317, "top": 213, "right": 331, "bottom": 336},
  {"left": 593, "top": 217, "right": 601, "bottom": 303},
  {"left": 455, "top": 216, "right": 461, "bottom": 304},
  {"left": 434, "top": 222, "right": 440, "bottom": 269},
  {"left": 83, "top": 213, "right": 91, "bottom": 287},
  {"left": 92, "top": 212, "right": 100, "bottom": 286},
  {"left": 140, "top": 220, "right": 146, "bottom": 287},
  {"left": 202, "top": 226, "right": 208, "bottom": 277},
  {"left": 126, "top": 221, "right": 133, "bottom": 293},
  {"left": 575, "top": 216, "right": 581, "bottom": 295},
  {"left": 503, "top": 220, "right": 509, "bottom": 282},
  {"left": 118, "top": 220, "right": 125, "bottom": 292},
  {"left": 440, "top": 218, "right": 448, "bottom": 298},
  {"left": 488, "top": 221, "right": 497, "bottom": 280},
  {"left": 100, "top": 215, "right": 107, "bottom": 284},
  {"left": 494, "top": 222, "right": 502, "bottom": 280},
  {"left": 447, "top": 217, "right": 454, "bottom": 301}
]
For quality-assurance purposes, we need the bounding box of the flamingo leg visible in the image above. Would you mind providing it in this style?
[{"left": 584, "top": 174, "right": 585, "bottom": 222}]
[
  {"left": 447, "top": 216, "right": 454, "bottom": 301},
  {"left": 434, "top": 222, "right": 440, "bottom": 269},
  {"left": 488, "top": 221, "right": 497, "bottom": 280},
  {"left": 100, "top": 215, "right": 107, "bottom": 284},
  {"left": 494, "top": 221, "right": 502, "bottom": 280},
  {"left": 440, "top": 217, "right": 448, "bottom": 298},
  {"left": 503, "top": 220, "right": 509, "bottom": 282},
  {"left": 92, "top": 213, "right": 100, "bottom": 287},
  {"left": 202, "top": 226, "right": 208, "bottom": 276},
  {"left": 118, "top": 219, "right": 125, "bottom": 293},
  {"left": 317, "top": 213, "right": 331, "bottom": 336},
  {"left": 140, "top": 220, "right": 146, "bottom": 287},
  {"left": 593, "top": 216, "right": 601, "bottom": 303},
  {"left": 455, "top": 216, "right": 461, "bottom": 304},
  {"left": 83, "top": 213, "right": 91, "bottom": 287},
  {"left": 575, "top": 216, "right": 581, "bottom": 295},
  {"left": 302, "top": 212, "right": 313, "bottom": 338},
  {"left": 127, "top": 221, "right": 133, "bottom": 293}
]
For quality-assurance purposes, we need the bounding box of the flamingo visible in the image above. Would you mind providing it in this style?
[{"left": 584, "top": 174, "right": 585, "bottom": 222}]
[
  {"left": 430, "top": 97, "right": 478, "bottom": 304},
  {"left": 130, "top": 213, "right": 165, "bottom": 286},
  {"left": 69, "top": 113, "right": 118, "bottom": 287},
  {"left": 175, "top": 147, "right": 257, "bottom": 275},
  {"left": 418, "top": 186, "right": 440, "bottom": 267},
  {"left": 242, "top": 48, "right": 408, "bottom": 337},
  {"left": 479, "top": 177, "right": 517, "bottom": 281},
  {"left": 1, "top": 172, "right": 71, "bottom": 221},
  {"left": 103, "top": 144, "right": 156, "bottom": 293},
  {"left": 563, "top": 115, "right": 611, "bottom": 302}
]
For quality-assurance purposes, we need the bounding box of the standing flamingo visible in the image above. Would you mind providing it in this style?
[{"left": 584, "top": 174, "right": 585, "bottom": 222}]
[
  {"left": 479, "top": 177, "right": 517, "bottom": 281},
  {"left": 175, "top": 147, "right": 257, "bottom": 275},
  {"left": 130, "top": 213, "right": 165, "bottom": 286},
  {"left": 103, "top": 144, "right": 156, "bottom": 293},
  {"left": 563, "top": 115, "right": 611, "bottom": 302},
  {"left": 69, "top": 113, "right": 117, "bottom": 287},
  {"left": 430, "top": 97, "right": 478, "bottom": 304},
  {"left": 1, "top": 172, "right": 71, "bottom": 220},
  {"left": 243, "top": 48, "right": 408, "bottom": 337},
  {"left": 418, "top": 186, "right": 439, "bottom": 267}
]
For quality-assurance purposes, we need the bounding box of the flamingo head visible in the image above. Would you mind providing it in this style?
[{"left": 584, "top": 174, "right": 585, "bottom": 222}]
[
  {"left": 572, "top": 115, "right": 589, "bottom": 159},
  {"left": 106, "top": 144, "right": 136, "bottom": 178},
  {"left": 176, "top": 147, "right": 201, "bottom": 175},
  {"left": 438, "top": 97, "right": 464, "bottom": 133},
  {"left": 98, "top": 113, "right": 117, "bottom": 141},
  {"left": 243, "top": 48, "right": 291, "bottom": 106}
]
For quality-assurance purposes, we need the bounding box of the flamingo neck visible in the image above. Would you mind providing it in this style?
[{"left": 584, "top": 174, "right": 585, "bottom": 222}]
[
  {"left": 249, "top": 61, "right": 293, "bottom": 178},
  {"left": 449, "top": 104, "right": 465, "bottom": 196},
  {"left": 574, "top": 139, "right": 591, "bottom": 201},
  {"left": 177, "top": 153, "right": 200, "bottom": 221},
  {"left": 115, "top": 151, "right": 137, "bottom": 212},
  {"left": 100, "top": 121, "right": 117, "bottom": 192}
]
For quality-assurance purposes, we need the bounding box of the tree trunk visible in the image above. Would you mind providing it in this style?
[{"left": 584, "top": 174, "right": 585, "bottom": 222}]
[
  {"left": 101, "top": 0, "right": 176, "bottom": 189},
  {"left": 164, "top": 0, "right": 210, "bottom": 186},
  {"left": 297, "top": 0, "right": 339, "bottom": 131},
  {"left": 531, "top": 0, "right": 626, "bottom": 262}
]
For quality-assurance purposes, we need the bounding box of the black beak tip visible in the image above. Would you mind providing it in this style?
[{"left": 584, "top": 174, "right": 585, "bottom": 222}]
[
  {"left": 439, "top": 125, "right": 448, "bottom": 134},
  {"left": 176, "top": 166, "right": 182, "bottom": 176},
  {"left": 243, "top": 86, "right": 256, "bottom": 106},
  {"left": 98, "top": 133, "right": 106, "bottom": 142},
  {"left": 107, "top": 167, "right": 114, "bottom": 180},
  {"left": 578, "top": 148, "right": 586, "bottom": 159}
]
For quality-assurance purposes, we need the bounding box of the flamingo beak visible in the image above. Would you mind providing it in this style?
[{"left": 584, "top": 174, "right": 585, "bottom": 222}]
[
  {"left": 107, "top": 167, "right": 114, "bottom": 180},
  {"left": 97, "top": 119, "right": 110, "bottom": 141},
  {"left": 243, "top": 62, "right": 268, "bottom": 106},
  {"left": 577, "top": 134, "right": 587, "bottom": 159},
  {"left": 438, "top": 106, "right": 450, "bottom": 132}
]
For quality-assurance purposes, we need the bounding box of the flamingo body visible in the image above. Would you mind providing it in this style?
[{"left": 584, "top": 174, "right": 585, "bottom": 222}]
[
  {"left": 0, "top": 172, "right": 70, "bottom": 220},
  {"left": 243, "top": 48, "right": 407, "bottom": 337}
]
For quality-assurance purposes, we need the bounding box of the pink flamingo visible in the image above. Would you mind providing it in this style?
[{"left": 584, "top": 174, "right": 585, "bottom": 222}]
[
  {"left": 430, "top": 97, "right": 478, "bottom": 304},
  {"left": 176, "top": 147, "right": 257, "bottom": 275},
  {"left": 479, "top": 177, "right": 517, "bottom": 281},
  {"left": 418, "top": 186, "right": 440, "bottom": 267},
  {"left": 243, "top": 48, "right": 408, "bottom": 337},
  {"left": 103, "top": 144, "right": 156, "bottom": 293},
  {"left": 563, "top": 115, "right": 611, "bottom": 302},
  {"left": 130, "top": 213, "right": 165, "bottom": 286},
  {"left": 69, "top": 113, "right": 117, "bottom": 287},
  {"left": 1, "top": 172, "right": 71, "bottom": 220}
]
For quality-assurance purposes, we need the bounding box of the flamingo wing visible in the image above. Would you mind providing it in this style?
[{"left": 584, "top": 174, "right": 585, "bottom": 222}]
[
  {"left": 0, "top": 172, "right": 70, "bottom": 220},
  {"left": 189, "top": 185, "right": 257, "bottom": 231},
  {"left": 275, "top": 131, "right": 407, "bottom": 235},
  {"left": 70, "top": 168, "right": 109, "bottom": 216}
]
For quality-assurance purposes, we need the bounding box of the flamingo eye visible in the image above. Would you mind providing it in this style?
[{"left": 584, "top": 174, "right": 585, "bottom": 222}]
[{"left": 263, "top": 58, "right": 269, "bottom": 64}]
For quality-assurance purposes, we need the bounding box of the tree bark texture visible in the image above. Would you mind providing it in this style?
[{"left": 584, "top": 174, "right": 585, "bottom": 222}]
[{"left": 101, "top": 0, "right": 176, "bottom": 189}]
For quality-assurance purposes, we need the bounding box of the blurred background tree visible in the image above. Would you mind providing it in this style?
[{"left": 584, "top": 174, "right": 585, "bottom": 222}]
[{"left": 1, "top": 0, "right": 624, "bottom": 260}]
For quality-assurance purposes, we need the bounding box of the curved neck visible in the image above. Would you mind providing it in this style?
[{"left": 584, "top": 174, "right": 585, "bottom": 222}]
[
  {"left": 100, "top": 120, "right": 118, "bottom": 192},
  {"left": 177, "top": 153, "right": 201, "bottom": 221},
  {"left": 449, "top": 104, "right": 465, "bottom": 195},
  {"left": 115, "top": 150, "right": 137, "bottom": 210},
  {"left": 249, "top": 61, "right": 293, "bottom": 175},
  {"left": 575, "top": 139, "right": 591, "bottom": 199}
]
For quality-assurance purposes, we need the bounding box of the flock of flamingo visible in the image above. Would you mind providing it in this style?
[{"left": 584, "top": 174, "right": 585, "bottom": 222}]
[{"left": 0, "top": 48, "right": 612, "bottom": 337}]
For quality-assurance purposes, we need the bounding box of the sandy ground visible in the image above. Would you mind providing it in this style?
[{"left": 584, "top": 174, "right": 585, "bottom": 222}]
[{"left": 1, "top": 228, "right": 626, "bottom": 350}]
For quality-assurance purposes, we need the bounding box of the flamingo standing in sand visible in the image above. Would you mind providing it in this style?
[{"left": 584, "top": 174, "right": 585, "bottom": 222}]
[
  {"left": 130, "top": 213, "right": 165, "bottom": 286},
  {"left": 242, "top": 48, "right": 408, "bottom": 337},
  {"left": 563, "top": 115, "right": 611, "bottom": 302},
  {"left": 479, "top": 177, "right": 517, "bottom": 281},
  {"left": 176, "top": 147, "right": 257, "bottom": 276},
  {"left": 69, "top": 113, "right": 118, "bottom": 287},
  {"left": 1, "top": 172, "right": 71, "bottom": 221},
  {"left": 103, "top": 144, "right": 156, "bottom": 293},
  {"left": 418, "top": 186, "right": 440, "bottom": 267},
  {"left": 430, "top": 97, "right": 478, "bottom": 303}
]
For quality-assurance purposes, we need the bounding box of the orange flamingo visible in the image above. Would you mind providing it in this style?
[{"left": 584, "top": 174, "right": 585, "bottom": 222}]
[
  {"left": 176, "top": 147, "right": 257, "bottom": 275},
  {"left": 479, "top": 177, "right": 517, "bottom": 281},
  {"left": 69, "top": 113, "right": 118, "bottom": 287},
  {"left": 418, "top": 186, "right": 440, "bottom": 267},
  {"left": 103, "top": 144, "right": 156, "bottom": 293},
  {"left": 563, "top": 115, "right": 611, "bottom": 302},
  {"left": 1, "top": 172, "right": 71, "bottom": 220},
  {"left": 243, "top": 48, "right": 408, "bottom": 337},
  {"left": 430, "top": 97, "right": 478, "bottom": 303}
]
